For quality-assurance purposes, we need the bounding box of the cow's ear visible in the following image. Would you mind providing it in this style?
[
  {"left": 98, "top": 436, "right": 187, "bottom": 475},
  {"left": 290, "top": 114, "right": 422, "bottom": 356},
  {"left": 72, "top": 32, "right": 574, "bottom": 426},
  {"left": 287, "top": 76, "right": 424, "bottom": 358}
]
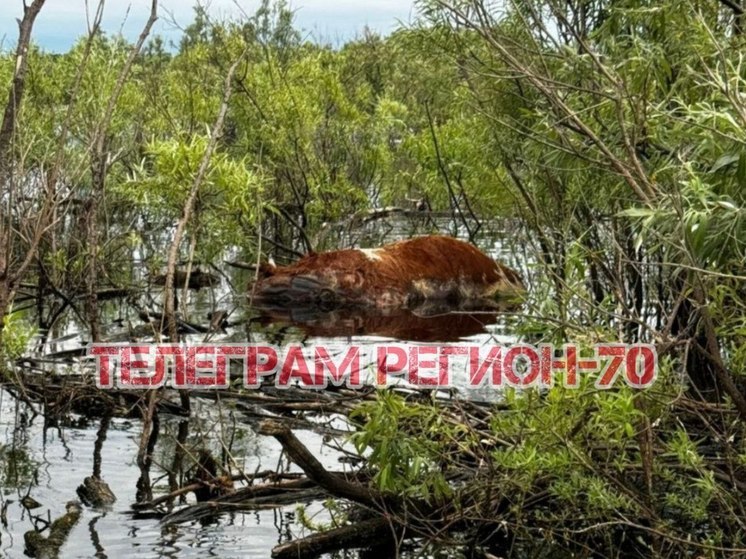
[{"left": 257, "top": 261, "right": 276, "bottom": 279}]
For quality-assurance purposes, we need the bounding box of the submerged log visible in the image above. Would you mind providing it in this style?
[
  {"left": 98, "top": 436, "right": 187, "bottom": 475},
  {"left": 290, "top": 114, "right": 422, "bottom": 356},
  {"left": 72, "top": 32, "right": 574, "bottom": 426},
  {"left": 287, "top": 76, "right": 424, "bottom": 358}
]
[
  {"left": 131, "top": 471, "right": 305, "bottom": 511},
  {"left": 76, "top": 476, "right": 116, "bottom": 507},
  {"left": 190, "top": 450, "right": 235, "bottom": 502},
  {"left": 257, "top": 420, "right": 381, "bottom": 506},
  {"left": 271, "top": 517, "right": 395, "bottom": 559},
  {"left": 24, "top": 501, "right": 82, "bottom": 559},
  {"left": 159, "top": 478, "right": 324, "bottom": 525}
]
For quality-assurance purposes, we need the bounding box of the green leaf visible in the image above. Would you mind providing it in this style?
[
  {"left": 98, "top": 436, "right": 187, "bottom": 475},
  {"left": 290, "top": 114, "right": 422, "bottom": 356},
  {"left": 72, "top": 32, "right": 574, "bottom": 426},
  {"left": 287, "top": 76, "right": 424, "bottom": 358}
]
[
  {"left": 618, "top": 207, "right": 656, "bottom": 218},
  {"left": 711, "top": 153, "right": 739, "bottom": 173}
]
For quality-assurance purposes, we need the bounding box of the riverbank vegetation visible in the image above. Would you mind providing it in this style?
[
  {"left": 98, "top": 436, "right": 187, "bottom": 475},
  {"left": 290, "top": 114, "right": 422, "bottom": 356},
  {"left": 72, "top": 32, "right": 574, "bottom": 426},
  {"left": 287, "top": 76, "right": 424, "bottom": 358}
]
[{"left": 1, "top": 0, "right": 746, "bottom": 557}]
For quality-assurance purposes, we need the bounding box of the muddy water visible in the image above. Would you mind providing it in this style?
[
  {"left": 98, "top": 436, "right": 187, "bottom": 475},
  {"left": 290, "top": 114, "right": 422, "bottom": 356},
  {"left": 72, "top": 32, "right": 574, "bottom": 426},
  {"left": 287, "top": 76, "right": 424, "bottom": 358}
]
[{"left": 0, "top": 219, "right": 524, "bottom": 558}]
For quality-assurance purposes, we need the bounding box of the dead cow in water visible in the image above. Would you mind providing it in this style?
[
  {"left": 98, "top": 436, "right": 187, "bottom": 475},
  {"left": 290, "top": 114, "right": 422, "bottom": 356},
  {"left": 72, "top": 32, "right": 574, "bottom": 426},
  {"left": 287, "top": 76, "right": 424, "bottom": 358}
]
[{"left": 250, "top": 235, "right": 524, "bottom": 311}]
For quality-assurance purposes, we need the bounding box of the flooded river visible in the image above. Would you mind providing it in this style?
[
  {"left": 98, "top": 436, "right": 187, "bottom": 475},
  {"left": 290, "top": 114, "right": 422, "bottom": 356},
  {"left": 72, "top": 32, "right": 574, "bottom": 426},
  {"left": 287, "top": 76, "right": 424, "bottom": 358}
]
[{"left": 0, "top": 218, "right": 525, "bottom": 558}]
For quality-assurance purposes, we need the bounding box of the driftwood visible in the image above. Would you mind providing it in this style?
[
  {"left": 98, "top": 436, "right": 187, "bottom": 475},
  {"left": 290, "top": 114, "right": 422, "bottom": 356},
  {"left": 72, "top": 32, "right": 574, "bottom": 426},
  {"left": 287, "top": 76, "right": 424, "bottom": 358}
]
[
  {"left": 255, "top": 419, "right": 461, "bottom": 558},
  {"left": 161, "top": 488, "right": 326, "bottom": 524},
  {"left": 131, "top": 471, "right": 304, "bottom": 511},
  {"left": 5, "top": 343, "right": 511, "bottom": 558},
  {"left": 271, "top": 517, "right": 395, "bottom": 559},
  {"left": 24, "top": 501, "right": 82, "bottom": 559},
  {"left": 159, "top": 478, "right": 323, "bottom": 525},
  {"left": 14, "top": 353, "right": 722, "bottom": 557},
  {"left": 258, "top": 420, "right": 381, "bottom": 506}
]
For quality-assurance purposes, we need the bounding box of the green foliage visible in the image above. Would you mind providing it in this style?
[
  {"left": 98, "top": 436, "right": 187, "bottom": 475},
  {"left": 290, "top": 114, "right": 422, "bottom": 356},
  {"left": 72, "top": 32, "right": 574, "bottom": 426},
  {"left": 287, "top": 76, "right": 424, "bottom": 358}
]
[
  {"left": 350, "top": 390, "right": 453, "bottom": 499},
  {"left": 295, "top": 499, "right": 347, "bottom": 532},
  {"left": 0, "top": 313, "right": 35, "bottom": 362},
  {"left": 3, "top": 1, "right": 746, "bottom": 554},
  {"left": 488, "top": 375, "right": 648, "bottom": 515},
  {"left": 4, "top": 3, "right": 525, "bottom": 280},
  {"left": 127, "top": 135, "right": 261, "bottom": 261}
]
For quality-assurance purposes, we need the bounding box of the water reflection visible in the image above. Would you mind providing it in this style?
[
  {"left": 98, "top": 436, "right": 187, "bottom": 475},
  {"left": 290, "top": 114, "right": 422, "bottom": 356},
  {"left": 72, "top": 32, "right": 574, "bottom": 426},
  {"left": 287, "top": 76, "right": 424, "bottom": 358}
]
[
  {"left": 252, "top": 300, "right": 520, "bottom": 342},
  {"left": 0, "top": 218, "right": 525, "bottom": 558},
  {"left": 0, "top": 388, "right": 330, "bottom": 558}
]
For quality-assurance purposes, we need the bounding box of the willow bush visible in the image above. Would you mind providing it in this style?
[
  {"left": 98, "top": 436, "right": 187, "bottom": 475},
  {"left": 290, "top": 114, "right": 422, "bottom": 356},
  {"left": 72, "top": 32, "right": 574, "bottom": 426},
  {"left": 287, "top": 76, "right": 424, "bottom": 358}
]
[
  {"left": 1, "top": 0, "right": 745, "bottom": 555},
  {"left": 348, "top": 1, "right": 746, "bottom": 555}
]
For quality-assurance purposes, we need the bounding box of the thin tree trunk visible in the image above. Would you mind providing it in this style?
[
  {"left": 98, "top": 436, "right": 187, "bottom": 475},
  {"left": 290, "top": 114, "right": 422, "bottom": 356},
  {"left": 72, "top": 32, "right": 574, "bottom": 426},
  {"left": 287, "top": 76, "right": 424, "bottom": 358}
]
[
  {"left": 0, "top": 0, "right": 46, "bottom": 334},
  {"left": 0, "top": 0, "right": 46, "bottom": 171},
  {"left": 84, "top": 0, "right": 158, "bottom": 342},
  {"left": 162, "top": 52, "right": 246, "bottom": 341},
  {"left": 161, "top": 50, "right": 246, "bottom": 415}
]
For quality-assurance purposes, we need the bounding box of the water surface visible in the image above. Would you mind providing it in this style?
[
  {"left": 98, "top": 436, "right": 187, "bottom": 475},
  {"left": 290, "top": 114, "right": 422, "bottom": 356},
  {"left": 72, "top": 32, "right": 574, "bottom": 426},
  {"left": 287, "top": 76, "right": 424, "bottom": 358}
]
[{"left": 0, "top": 218, "right": 524, "bottom": 558}]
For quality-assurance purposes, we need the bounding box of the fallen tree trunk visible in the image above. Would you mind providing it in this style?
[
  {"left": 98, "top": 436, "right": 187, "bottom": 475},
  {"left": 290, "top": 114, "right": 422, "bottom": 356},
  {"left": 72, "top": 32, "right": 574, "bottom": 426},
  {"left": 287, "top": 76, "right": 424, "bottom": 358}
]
[
  {"left": 258, "top": 419, "right": 384, "bottom": 507},
  {"left": 271, "top": 516, "right": 396, "bottom": 559}
]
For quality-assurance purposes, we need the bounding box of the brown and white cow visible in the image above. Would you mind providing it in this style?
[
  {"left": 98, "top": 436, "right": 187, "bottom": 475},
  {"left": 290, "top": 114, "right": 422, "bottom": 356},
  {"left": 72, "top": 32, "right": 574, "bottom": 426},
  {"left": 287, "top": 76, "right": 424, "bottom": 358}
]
[{"left": 250, "top": 235, "right": 524, "bottom": 310}]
